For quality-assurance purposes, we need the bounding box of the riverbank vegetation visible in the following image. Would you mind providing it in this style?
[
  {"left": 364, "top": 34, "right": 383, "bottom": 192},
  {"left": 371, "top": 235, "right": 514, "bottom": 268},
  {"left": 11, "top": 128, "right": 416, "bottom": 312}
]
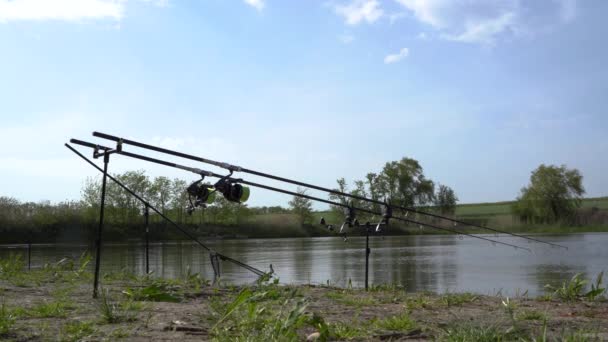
[
  {"left": 1, "top": 157, "right": 606, "bottom": 244},
  {"left": 0, "top": 254, "right": 606, "bottom": 341}
]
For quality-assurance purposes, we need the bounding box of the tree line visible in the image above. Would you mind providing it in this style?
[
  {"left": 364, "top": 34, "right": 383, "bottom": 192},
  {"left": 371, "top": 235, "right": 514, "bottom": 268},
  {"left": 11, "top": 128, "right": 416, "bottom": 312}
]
[
  {"left": 0, "top": 157, "right": 594, "bottom": 243},
  {"left": 289, "top": 159, "right": 590, "bottom": 227},
  {"left": 321, "top": 157, "right": 459, "bottom": 223}
]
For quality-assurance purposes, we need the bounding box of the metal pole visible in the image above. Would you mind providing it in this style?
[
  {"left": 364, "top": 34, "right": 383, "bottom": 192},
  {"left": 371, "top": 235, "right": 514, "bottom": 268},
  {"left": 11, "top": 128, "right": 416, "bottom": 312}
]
[
  {"left": 144, "top": 205, "right": 150, "bottom": 274},
  {"left": 66, "top": 143, "right": 268, "bottom": 278},
  {"left": 27, "top": 241, "right": 31, "bottom": 271},
  {"left": 365, "top": 225, "right": 370, "bottom": 291},
  {"left": 93, "top": 153, "right": 109, "bottom": 298}
]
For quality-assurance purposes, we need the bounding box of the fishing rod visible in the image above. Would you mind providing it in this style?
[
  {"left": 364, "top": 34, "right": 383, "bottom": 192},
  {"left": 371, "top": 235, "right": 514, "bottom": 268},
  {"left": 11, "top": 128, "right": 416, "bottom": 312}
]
[
  {"left": 69, "top": 138, "right": 532, "bottom": 252},
  {"left": 91, "top": 131, "right": 567, "bottom": 250},
  {"left": 65, "top": 143, "right": 268, "bottom": 278}
]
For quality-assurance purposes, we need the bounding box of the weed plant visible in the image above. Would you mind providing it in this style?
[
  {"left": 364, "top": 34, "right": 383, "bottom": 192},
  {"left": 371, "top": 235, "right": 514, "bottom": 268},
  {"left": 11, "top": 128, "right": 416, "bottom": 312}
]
[
  {"left": 0, "top": 303, "right": 16, "bottom": 335},
  {"left": 60, "top": 321, "right": 95, "bottom": 342},
  {"left": 441, "top": 292, "right": 478, "bottom": 307},
  {"left": 545, "top": 272, "right": 606, "bottom": 301}
]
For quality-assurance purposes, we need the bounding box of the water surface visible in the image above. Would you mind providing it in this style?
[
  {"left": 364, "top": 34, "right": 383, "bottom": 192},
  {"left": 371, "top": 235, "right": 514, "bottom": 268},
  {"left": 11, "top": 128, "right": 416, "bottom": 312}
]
[{"left": 2, "top": 233, "right": 605, "bottom": 296}]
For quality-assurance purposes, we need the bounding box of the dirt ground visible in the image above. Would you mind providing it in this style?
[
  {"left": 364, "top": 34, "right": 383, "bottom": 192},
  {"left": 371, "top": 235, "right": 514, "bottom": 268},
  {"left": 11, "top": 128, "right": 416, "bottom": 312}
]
[{"left": 1, "top": 270, "right": 608, "bottom": 342}]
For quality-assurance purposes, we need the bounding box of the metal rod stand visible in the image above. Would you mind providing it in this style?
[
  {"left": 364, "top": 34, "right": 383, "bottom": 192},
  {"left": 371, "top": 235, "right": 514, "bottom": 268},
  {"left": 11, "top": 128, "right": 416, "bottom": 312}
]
[
  {"left": 365, "top": 224, "right": 371, "bottom": 291},
  {"left": 144, "top": 205, "right": 150, "bottom": 274},
  {"left": 27, "top": 241, "right": 31, "bottom": 271},
  {"left": 210, "top": 253, "right": 221, "bottom": 283},
  {"left": 93, "top": 153, "right": 110, "bottom": 298}
]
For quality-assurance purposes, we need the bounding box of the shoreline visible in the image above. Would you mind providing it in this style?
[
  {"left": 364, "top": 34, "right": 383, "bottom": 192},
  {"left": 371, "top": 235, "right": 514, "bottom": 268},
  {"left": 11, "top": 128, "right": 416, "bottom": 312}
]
[
  {"left": 1, "top": 226, "right": 608, "bottom": 246},
  {"left": 1, "top": 257, "right": 607, "bottom": 341}
]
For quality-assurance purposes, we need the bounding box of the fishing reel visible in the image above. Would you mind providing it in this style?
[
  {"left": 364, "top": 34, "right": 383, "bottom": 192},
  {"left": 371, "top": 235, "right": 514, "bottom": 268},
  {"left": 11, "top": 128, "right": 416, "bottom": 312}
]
[
  {"left": 319, "top": 203, "right": 358, "bottom": 242},
  {"left": 213, "top": 173, "right": 251, "bottom": 204},
  {"left": 186, "top": 178, "right": 217, "bottom": 215},
  {"left": 341, "top": 203, "right": 356, "bottom": 233},
  {"left": 375, "top": 202, "right": 392, "bottom": 233}
]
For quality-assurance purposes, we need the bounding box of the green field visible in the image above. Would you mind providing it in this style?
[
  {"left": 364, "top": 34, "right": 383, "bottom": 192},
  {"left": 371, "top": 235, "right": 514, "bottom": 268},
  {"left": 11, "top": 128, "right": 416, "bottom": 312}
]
[
  {"left": 230, "top": 197, "right": 608, "bottom": 237},
  {"left": 454, "top": 196, "right": 608, "bottom": 218},
  {"left": 311, "top": 197, "right": 608, "bottom": 220}
]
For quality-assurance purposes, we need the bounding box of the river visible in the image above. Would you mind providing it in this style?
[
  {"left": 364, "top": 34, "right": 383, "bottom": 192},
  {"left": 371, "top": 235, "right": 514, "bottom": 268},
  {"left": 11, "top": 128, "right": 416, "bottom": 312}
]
[{"left": 1, "top": 233, "right": 605, "bottom": 296}]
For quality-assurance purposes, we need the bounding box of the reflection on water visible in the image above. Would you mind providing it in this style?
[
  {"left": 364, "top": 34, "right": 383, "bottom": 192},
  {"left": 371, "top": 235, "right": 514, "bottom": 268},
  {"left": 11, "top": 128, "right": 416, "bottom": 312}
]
[{"left": 1, "top": 233, "right": 606, "bottom": 296}]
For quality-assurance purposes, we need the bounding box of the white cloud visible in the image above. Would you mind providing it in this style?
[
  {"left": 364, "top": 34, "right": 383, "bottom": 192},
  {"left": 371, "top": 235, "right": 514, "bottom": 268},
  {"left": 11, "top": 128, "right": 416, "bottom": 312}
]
[
  {"left": 0, "top": 0, "right": 124, "bottom": 22},
  {"left": 0, "top": 0, "right": 170, "bottom": 22},
  {"left": 384, "top": 47, "right": 409, "bottom": 64},
  {"left": 394, "top": 0, "right": 520, "bottom": 45},
  {"left": 394, "top": 0, "right": 578, "bottom": 45},
  {"left": 334, "top": 0, "right": 383, "bottom": 25},
  {"left": 442, "top": 11, "right": 516, "bottom": 44},
  {"left": 243, "top": 0, "right": 264, "bottom": 11}
]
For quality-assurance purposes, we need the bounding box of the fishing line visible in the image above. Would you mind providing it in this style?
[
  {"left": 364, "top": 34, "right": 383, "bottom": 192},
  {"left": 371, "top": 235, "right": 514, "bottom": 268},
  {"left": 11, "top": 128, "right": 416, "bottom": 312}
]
[
  {"left": 90, "top": 132, "right": 567, "bottom": 250},
  {"left": 69, "top": 139, "right": 532, "bottom": 252}
]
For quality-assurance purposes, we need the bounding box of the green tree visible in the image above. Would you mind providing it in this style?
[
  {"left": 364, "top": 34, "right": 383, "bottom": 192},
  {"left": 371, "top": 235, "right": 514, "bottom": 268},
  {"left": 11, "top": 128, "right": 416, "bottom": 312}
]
[
  {"left": 171, "top": 178, "right": 189, "bottom": 224},
  {"left": 289, "top": 187, "right": 313, "bottom": 226},
  {"left": 513, "top": 164, "right": 585, "bottom": 224},
  {"left": 328, "top": 178, "right": 349, "bottom": 220},
  {"left": 150, "top": 176, "right": 172, "bottom": 214},
  {"left": 434, "top": 184, "right": 458, "bottom": 215},
  {"left": 375, "top": 157, "right": 435, "bottom": 209}
]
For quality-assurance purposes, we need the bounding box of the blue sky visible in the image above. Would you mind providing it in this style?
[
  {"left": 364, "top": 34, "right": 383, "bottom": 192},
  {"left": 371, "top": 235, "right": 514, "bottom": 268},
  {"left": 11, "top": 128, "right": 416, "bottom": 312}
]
[{"left": 0, "top": 0, "right": 606, "bottom": 208}]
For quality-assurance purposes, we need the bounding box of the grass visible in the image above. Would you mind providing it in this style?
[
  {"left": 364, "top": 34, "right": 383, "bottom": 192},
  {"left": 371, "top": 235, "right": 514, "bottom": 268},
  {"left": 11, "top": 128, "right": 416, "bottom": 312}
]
[
  {"left": 455, "top": 197, "right": 608, "bottom": 216},
  {"left": 442, "top": 324, "right": 515, "bottom": 341},
  {"left": 441, "top": 292, "right": 479, "bottom": 307},
  {"left": 404, "top": 294, "right": 432, "bottom": 309},
  {"left": 0, "top": 303, "right": 16, "bottom": 335},
  {"left": 1, "top": 253, "right": 607, "bottom": 341},
  {"left": 325, "top": 290, "right": 377, "bottom": 307},
  {"left": 545, "top": 272, "right": 606, "bottom": 302},
  {"left": 373, "top": 313, "right": 416, "bottom": 331},
  {"left": 123, "top": 282, "right": 183, "bottom": 302},
  {"left": 98, "top": 289, "right": 139, "bottom": 324},
  {"left": 27, "top": 300, "right": 72, "bottom": 318},
  {"left": 456, "top": 201, "right": 516, "bottom": 216},
  {"left": 61, "top": 321, "right": 95, "bottom": 342},
  {"left": 209, "top": 284, "right": 313, "bottom": 341},
  {"left": 329, "top": 322, "right": 368, "bottom": 339},
  {"left": 517, "top": 309, "right": 547, "bottom": 321}
]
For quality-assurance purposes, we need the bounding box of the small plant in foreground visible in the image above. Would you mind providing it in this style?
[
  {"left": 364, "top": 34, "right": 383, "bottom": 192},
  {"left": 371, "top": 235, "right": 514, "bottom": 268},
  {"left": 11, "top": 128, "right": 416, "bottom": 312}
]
[
  {"left": 525, "top": 319, "right": 548, "bottom": 342},
  {"left": 560, "top": 330, "right": 598, "bottom": 342},
  {"left": 61, "top": 321, "right": 95, "bottom": 342},
  {"left": 441, "top": 292, "right": 478, "bottom": 307},
  {"left": 442, "top": 324, "right": 521, "bottom": 341},
  {"left": 404, "top": 295, "right": 431, "bottom": 309},
  {"left": 369, "top": 283, "right": 404, "bottom": 292},
  {"left": 210, "top": 286, "right": 312, "bottom": 341},
  {"left": 182, "top": 266, "right": 210, "bottom": 292},
  {"left": 109, "top": 327, "right": 131, "bottom": 339},
  {"left": 0, "top": 303, "right": 16, "bottom": 335},
  {"left": 545, "top": 272, "right": 605, "bottom": 301},
  {"left": 374, "top": 313, "right": 416, "bottom": 331},
  {"left": 123, "top": 280, "right": 182, "bottom": 302},
  {"left": 325, "top": 291, "right": 377, "bottom": 307},
  {"left": 501, "top": 297, "right": 518, "bottom": 329},
  {"left": 517, "top": 309, "right": 547, "bottom": 321},
  {"left": 99, "top": 289, "right": 135, "bottom": 324},
  {"left": 28, "top": 300, "right": 71, "bottom": 318},
  {"left": 329, "top": 322, "right": 367, "bottom": 340},
  {"left": 585, "top": 271, "right": 606, "bottom": 301},
  {"left": 0, "top": 254, "right": 24, "bottom": 279}
]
